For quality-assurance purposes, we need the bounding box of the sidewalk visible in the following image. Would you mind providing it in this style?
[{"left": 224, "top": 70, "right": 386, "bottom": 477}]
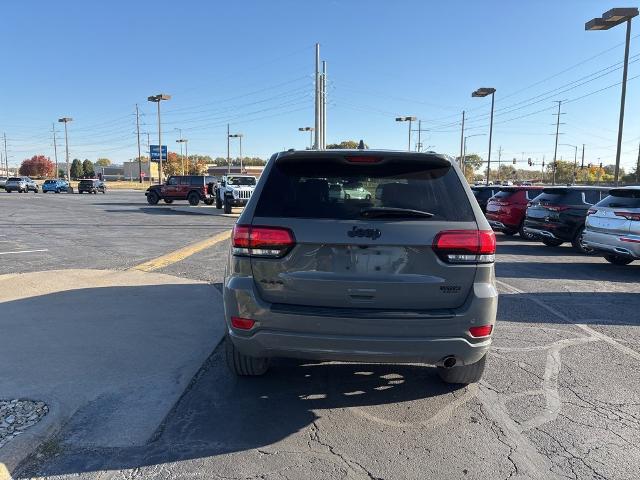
[{"left": 0, "top": 269, "right": 225, "bottom": 474}]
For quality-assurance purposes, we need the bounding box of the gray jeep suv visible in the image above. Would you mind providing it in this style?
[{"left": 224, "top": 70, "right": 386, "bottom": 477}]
[{"left": 223, "top": 150, "right": 498, "bottom": 384}]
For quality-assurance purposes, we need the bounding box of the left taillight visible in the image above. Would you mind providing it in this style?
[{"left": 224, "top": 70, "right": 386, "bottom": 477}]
[
  {"left": 432, "top": 230, "right": 496, "bottom": 264},
  {"left": 232, "top": 225, "right": 296, "bottom": 258}
]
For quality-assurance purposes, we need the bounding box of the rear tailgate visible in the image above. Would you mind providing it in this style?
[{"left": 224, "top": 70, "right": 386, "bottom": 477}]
[
  {"left": 248, "top": 153, "right": 479, "bottom": 310},
  {"left": 588, "top": 189, "right": 640, "bottom": 235}
]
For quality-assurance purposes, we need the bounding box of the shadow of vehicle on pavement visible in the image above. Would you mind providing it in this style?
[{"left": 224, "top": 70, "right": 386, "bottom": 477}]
[{"left": 17, "top": 346, "right": 464, "bottom": 477}]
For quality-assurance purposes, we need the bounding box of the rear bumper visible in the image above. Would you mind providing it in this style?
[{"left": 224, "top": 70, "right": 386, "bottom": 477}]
[
  {"left": 223, "top": 276, "right": 498, "bottom": 366},
  {"left": 486, "top": 213, "right": 520, "bottom": 232},
  {"left": 583, "top": 230, "right": 640, "bottom": 259},
  {"left": 523, "top": 219, "right": 576, "bottom": 241}
]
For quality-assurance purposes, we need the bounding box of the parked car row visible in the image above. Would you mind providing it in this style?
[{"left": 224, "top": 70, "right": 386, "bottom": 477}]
[
  {"left": 474, "top": 184, "right": 640, "bottom": 265},
  {"left": 0, "top": 177, "right": 107, "bottom": 194}
]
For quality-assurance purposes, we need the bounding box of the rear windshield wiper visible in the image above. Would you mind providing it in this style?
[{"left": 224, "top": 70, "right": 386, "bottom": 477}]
[{"left": 359, "top": 207, "right": 434, "bottom": 218}]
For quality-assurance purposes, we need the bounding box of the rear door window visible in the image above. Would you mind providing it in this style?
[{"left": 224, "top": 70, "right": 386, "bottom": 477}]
[
  {"left": 180, "top": 177, "right": 190, "bottom": 185},
  {"left": 189, "top": 176, "right": 202, "bottom": 186},
  {"left": 597, "top": 191, "right": 640, "bottom": 208},
  {"left": 583, "top": 190, "right": 601, "bottom": 205},
  {"left": 255, "top": 158, "right": 474, "bottom": 221}
]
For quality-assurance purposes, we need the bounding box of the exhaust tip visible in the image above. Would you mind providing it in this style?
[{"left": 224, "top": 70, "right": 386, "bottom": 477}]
[{"left": 442, "top": 356, "right": 457, "bottom": 369}]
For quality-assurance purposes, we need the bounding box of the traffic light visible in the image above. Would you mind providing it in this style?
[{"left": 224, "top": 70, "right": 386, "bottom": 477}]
[
  {"left": 512, "top": 158, "right": 516, "bottom": 165},
  {"left": 527, "top": 158, "right": 532, "bottom": 166}
]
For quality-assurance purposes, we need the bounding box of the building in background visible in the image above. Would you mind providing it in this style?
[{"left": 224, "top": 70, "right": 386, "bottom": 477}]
[{"left": 122, "top": 161, "right": 159, "bottom": 182}]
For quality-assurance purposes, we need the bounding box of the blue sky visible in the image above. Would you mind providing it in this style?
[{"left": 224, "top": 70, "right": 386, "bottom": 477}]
[{"left": 2, "top": 0, "right": 640, "bottom": 172}]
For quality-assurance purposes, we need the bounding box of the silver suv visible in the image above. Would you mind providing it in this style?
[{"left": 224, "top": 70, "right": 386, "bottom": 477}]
[
  {"left": 4, "top": 177, "right": 39, "bottom": 193},
  {"left": 223, "top": 150, "right": 498, "bottom": 384},
  {"left": 584, "top": 186, "right": 640, "bottom": 265}
]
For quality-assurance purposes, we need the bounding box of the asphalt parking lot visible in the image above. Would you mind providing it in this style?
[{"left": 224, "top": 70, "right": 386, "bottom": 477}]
[{"left": 2, "top": 190, "right": 639, "bottom": 480}]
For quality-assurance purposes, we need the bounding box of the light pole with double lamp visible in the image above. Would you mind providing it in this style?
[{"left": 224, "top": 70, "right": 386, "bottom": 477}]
[
  {"left": 586, "top": 7, "right": 638, "bottom": 186},
  {"left": 57, "top": 117, "right": 72, "bottom": 182},
  {"left": 229, "top": 133, "right": 244, "bottom": 172},
  {"left": 559, "top": 143, "right": 578, "bottom": 183},
  {"left": 298, "top": 127, "right": 314, "bottom": 150},
  {"left": 472, "top": 88, "right": 496, "bottom": 185},
  {"left": 147, "top": 94, "right": 171, "bottom": 184},
  {"left": 395, "top": 116, "right": 417, "bottom": 151}
]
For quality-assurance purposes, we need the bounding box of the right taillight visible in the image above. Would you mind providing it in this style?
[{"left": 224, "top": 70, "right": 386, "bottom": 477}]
[
  {"left": 432, "top": 230, "right": 496, "bottom": 264},
  {"left": 614, "top": 211, "right": 640, "bottom": 221},
  {"left": 232, "top": 225, "right": 295, "bottom": 258}
]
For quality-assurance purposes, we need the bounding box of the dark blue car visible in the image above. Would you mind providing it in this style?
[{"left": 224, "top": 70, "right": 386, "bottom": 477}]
[{"left": 42, "top": 179, "right": 69, "bottom": 193}]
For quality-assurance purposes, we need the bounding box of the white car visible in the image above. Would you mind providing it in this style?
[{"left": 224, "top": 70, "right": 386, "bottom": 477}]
[
  {"left": 215, "top": 174, "right": 257, "bottom": 213},
  {"left": 342, "top": 181, "right": 372, "bottom": 200}
]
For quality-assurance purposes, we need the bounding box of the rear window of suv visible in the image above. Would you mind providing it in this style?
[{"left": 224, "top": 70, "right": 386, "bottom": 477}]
[
  {"left": 255, "top": 157, "right": 474, "bottom": 221},
  {"left": 597, "top": 190, "right": 640, "bottom": 208}
]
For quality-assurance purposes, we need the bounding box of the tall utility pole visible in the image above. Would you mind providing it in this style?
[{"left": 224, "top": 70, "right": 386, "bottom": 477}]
[
  {"left": 412, "top": 121, "right": 429, "bottom": 152},
  {"left": 314, "top": 43, "right": 321, "bottom": 150},
  {"left": 322, "top": 60, "right": 327, "bottom": 150},
  {"left": 636, "top": 142, "right": 640, "bottom": 183},
  {"left": 581, "top": 144, "right": 585, "bottom": 170},
  {"left": 227, "top": 123, "right": 231, "bottom": 174},
  {"left": 497, "top": 146, "right": 503, "bottom": 182},
  {"left": 135, "top": 104, "right": 142, "bottom": 183},
  {"left": 552, "top": 100, "right": 562, "bottom": 185},
  {"left": 52, "top": 124, "right": 59, "bottom": 178},
  {"left": 459, "top": 111, "right": 465, "bottom": 167}
]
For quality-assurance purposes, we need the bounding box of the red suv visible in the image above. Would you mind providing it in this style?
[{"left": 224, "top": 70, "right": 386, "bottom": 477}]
[{"left": 485, "top": 186, "right": 543, "bottom": 239}]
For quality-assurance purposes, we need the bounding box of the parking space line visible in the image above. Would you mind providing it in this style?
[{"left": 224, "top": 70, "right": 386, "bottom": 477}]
[
  {"left": 129, "top": 230, "right": 231, "bottom": 272},
  {"left": 496, "top": 279, "right": 640, "bottom": 362},
  {"left": 0, "top": 249, "right": 48, "bottom": 256}
]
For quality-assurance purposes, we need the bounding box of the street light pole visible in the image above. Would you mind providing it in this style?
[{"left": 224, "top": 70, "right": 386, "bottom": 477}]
[
  {"left": 229, "top": 134, "right": 244, "bottom": 172},
  {"left": 58, "top": 117, "right": 72, "bottom": 181},
  {"left": 147, "top": 94, "right": 171, "bottom": 184},
  {"left": 52, "top": 124, "right": 58, "bottom": 178},
  {"left": 472, "top": 88, "right": 496, "bottom": 185},
  {"left": 175, "top": 128, "right": 184, "bottom": 175},
  {"left": 395, "top": 116, "right": 417, "bottom": 151},
  {"left": 227, "top": 123, "right": 231, "bottom": 174},
  {"left": 298, "top": 127, "right": 314, "bottom": 149},
  {"left": 586, "top": 7, "right": 639, "bottom": 186}
]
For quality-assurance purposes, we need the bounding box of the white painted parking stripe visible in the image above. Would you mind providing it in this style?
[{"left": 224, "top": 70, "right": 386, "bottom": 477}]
[
  {"left": 0, "top": 249, "right": 48, "bottom": 256},
  {"left": 496, "top": 279, "right": 640, "bottom": 362}
]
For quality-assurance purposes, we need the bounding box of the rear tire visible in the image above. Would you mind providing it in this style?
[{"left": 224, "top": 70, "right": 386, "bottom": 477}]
[
  {"left": 604, "top": 254, "right": 634, "bottom": 265},
  {"left": 437, "top": 355, "right": 487, "bottom": 385},
  {"left": 147, "top": 192, "right": 159, "bottom": 205},
  {"left": 225, "top": 337, "right": 269, "bottom": 376},
  {"left": 519, "top": 223, "right": 535, "bottom": 240},
  {"left": 572, "top": 227, "right": 594, "bottom": 254},
  {"left": 216, "top": 195, "right": 222, "bottom": 209},
  {"left": 542, "top": 238, "right": 563, "bottom": 247},
  {"left": 224, "top": 197, "right": 232, "bottom": 214},
  {"left": 204, "top": 198, "right": 214, "bottom": 206},
  {"left": 188, "top": 192, "right": 200, "bottom": 206}
]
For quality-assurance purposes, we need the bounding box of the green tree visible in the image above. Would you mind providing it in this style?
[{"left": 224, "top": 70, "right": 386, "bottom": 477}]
[
  {"left": 58, "top": 168, "right": 65, "bottom": 178},
  {"left": 327, "top": 140, "right": 367, "bottom": 149},
  {"left": 70, "top": 159, "right": 83, "bottom": 179},
  {"left": 95, "top": 158, "right": 111, "bottom": 167},
  {"left": 455, "top": 153, "right": 484, "bottom": 183},
  {"left": 82, "top": 159, "right": 95, "bottom": 178}
]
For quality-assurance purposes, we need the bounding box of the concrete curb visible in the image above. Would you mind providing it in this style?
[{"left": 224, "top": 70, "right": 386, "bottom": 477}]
[{"left": 0, "top": 269, "right": 227, "bottom": 476}]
